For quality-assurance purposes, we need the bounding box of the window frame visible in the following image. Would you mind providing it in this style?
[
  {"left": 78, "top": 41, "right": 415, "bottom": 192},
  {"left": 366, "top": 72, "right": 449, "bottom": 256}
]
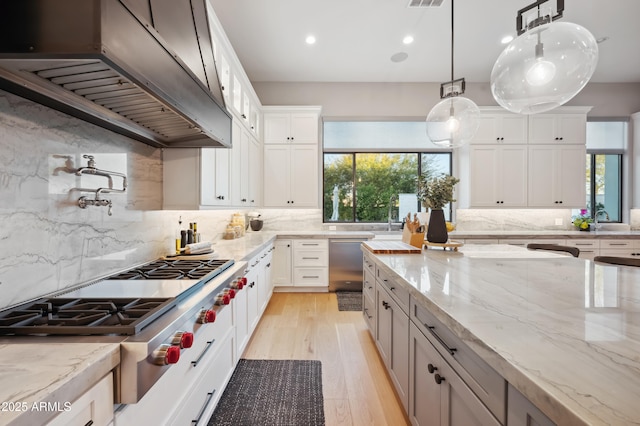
[{"left": 322, "top": 151, "right": 453, "bottom": 224}]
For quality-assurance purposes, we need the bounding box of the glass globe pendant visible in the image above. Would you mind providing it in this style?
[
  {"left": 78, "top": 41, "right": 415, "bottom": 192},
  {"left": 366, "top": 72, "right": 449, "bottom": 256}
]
[
  {"left": 425, "top": 0, "right": 480, "bottom": 149},
  {"left": 491, "top": 19, "right": 598, "bottom": 114},
  {"left": 426, "top": 96, "right": 480, "bottom": 148}
]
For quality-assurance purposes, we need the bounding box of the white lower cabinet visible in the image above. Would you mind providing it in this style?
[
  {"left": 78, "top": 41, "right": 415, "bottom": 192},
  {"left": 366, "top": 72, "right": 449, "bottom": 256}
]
[
  {"left": 169, "top": 330, "right": 235, "bottom": 425},
  {"left": 274, "top": 239, "right": 328, "bottom": 290},
  {"left": 362, "top": 257, "right": 376, "bottom": 337},
  {"left": 376, "top": 282, "right": 409, "bottom": 412},
  {"left": 272, "top": 239, "right": 292, "bottom": 286},
  {"left": 409, "top": 323, "right": 501, "bottom": 426},
  {"left": 47, "top": 373, "right": 114, "bottom": 426}
]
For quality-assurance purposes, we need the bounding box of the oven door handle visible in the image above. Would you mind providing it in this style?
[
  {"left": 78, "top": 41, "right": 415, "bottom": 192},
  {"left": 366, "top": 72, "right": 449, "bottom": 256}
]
[{"left": 191, "top": 339, "right": 215, "bottom": 367}]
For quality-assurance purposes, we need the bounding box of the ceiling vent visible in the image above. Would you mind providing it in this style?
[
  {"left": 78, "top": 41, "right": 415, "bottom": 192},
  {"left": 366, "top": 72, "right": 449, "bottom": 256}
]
[{"left": 408, "top": 0, "right": 444, "bottom": 7}]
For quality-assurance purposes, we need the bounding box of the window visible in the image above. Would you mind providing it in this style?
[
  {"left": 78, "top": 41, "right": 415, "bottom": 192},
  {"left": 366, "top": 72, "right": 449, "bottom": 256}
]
[
  {"left": 323, "top": 122, "right": 452, "bottom": 223},
  {"left": 583, "top": 120, "right": 627, "bottom": 222}
]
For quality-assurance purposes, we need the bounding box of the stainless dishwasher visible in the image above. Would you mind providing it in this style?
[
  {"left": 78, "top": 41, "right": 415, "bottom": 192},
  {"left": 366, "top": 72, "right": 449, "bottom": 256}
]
[{"left": 329, "top": 239, "right": 366, "bottom": 292}]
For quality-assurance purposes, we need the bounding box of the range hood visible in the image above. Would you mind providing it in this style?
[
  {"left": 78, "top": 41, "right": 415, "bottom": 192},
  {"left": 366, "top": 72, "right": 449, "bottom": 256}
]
[{"left": 0, "top": 0, "right": 232, "bottom": 148}]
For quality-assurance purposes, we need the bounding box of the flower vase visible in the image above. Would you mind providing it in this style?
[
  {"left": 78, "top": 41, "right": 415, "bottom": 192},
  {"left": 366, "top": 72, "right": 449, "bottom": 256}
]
[{"left": 426, "top": 209, "right": 448, "bottom": 243}]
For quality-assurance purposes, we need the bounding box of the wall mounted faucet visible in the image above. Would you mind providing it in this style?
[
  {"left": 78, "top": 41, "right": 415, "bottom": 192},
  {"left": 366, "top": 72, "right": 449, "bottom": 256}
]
[{"left": 75, "top": 155, "right": 127, "bottom": 216}]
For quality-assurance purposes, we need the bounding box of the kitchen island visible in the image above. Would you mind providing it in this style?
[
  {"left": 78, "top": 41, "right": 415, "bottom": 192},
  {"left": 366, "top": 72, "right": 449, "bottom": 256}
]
[{"left": 367, "top": 243, "right": 640, "bottom": 425}]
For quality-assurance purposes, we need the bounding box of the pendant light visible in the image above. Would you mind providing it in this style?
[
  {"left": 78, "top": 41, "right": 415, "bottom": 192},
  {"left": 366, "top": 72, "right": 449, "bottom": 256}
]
[
  {"left": 491, "top": 0, "right": 598, "bottom": 114},
  {"left": 426, "top": 0, "right": 480, "bottom": 149}
]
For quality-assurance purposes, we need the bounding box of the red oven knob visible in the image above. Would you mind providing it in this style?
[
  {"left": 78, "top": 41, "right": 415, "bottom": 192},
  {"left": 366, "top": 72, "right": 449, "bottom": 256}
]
[
  {"left": 231, "top": 279, "right": 244, "bottom": 290},
  {"left": 172, "top": 331, "right": 194, "bottom": 348},
  {"left": 215, "top": 293, "right": 230, "bottom": 305},
  {"left": 198, "top": 309, "right": 216, "bottom": 324},
  {"left": 152, "top": 344, "right": 181, "bottom": 365},
  {"left": 240, "top": 277, "right": 247, "bottom": 286},
  {"left": 224, "top": 288, "right": 236, "bottom": 299}
]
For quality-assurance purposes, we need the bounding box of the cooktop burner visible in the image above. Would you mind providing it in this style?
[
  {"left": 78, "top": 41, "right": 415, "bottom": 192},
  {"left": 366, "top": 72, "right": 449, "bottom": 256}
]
[
  {"left": 106, "top": 259, "right": 233, "bottom": 281},
  {"left": 0, "top": 297, "right": 175, "bottom": 335}
]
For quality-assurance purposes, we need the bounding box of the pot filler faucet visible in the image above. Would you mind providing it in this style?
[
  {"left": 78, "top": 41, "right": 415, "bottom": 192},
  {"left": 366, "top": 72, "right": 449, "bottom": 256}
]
[{"left": 75, "top": 155, "right": 127, "bottom": 216}]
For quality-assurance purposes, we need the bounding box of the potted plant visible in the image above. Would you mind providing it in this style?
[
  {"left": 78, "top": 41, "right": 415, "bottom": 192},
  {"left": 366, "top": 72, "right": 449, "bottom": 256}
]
[
  {"left": 416, "top": 174, "right": 460, "bottom": 243},
  {"left": 572, "top": 209, "right": 593, "bottom": 231}
]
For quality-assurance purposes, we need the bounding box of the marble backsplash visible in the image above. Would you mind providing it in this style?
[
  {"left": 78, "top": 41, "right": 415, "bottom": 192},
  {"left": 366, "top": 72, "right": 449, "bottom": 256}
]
[{"left": 0, "top": 90, "right": 324, "bottom": 310}]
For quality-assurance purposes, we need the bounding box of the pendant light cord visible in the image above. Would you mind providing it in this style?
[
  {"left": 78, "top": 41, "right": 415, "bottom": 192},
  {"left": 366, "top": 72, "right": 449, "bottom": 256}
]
[{"left": 450, "top": 0, "right": 454, "bottom": 81}]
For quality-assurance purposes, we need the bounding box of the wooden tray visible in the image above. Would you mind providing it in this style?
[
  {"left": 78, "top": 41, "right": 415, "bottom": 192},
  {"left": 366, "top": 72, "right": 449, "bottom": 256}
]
[
  {"left": 362, "top": 240, "right": 422, "bottom": 254},
  {"left": 423, "top": 240, "right": 464, "bottom": 251}
]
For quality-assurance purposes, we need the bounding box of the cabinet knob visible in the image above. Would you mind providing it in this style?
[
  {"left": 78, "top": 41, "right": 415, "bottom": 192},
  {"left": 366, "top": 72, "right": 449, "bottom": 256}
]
[
  {"left": 217, "top": 195, "right": 224, "bottom": 200},
  {"left": 434, "top": 373, "right": 446, "bottom": 385},
  {"left": 427, "top": 363, "right": 438, "bottom": 374},
  {"left": 382, "top": 301, "right": 390, "bottom": 310},
  {"left": 242, "top": 198, "right": 247, "bottom": 202}
]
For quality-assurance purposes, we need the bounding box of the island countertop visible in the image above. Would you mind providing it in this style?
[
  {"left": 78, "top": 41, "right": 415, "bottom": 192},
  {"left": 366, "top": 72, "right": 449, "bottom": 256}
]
[{"left": 369, "top": 244, "right": 640, "bottom": 425}]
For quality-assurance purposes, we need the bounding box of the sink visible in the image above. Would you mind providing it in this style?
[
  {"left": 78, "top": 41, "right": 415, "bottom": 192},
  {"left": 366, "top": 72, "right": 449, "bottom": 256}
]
[{"left": 373, "top": 232, "right": 402, "bottom": 240}]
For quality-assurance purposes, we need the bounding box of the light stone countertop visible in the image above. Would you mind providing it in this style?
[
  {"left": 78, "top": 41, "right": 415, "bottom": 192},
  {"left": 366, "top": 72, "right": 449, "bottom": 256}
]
[
  {"left": 0, "top": 342, "right": 119, "bottom": 426},
  {"left": 450, "top": 230, "right": 640, "bottom": 239},
  {"left": 369, "top": 244, "right": 640, "bottom": 426}
]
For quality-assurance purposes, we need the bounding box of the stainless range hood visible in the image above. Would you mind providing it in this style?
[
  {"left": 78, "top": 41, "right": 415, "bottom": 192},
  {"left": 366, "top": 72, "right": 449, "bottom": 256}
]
[{"left": 0, "top": 0, "right": 232, "bottom": 148}]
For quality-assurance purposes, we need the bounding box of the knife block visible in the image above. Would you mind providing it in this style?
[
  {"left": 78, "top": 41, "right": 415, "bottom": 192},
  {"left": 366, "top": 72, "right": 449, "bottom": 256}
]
[{"left": 402, "top": 227, "right": 425, "bottom": 249}]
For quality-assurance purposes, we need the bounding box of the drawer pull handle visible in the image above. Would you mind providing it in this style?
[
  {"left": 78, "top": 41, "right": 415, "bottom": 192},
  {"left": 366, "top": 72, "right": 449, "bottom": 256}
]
[
  {"left": 85, "top": 421, "right": 94, "bottom": 426},
  {"left": 364, "top": 308, "right": 372, "bottom": 319},
  {"left": 427, "top": 325, "right": 457, "bottom": 356},
  {"left": 427, "top": 363, "right": 437, "bottom": 374},
  {"left": 382, "top": 301, "right": 391, "bottom": 310},
  {"left": 434, "top": 373, "right": 446, "bottom": 385},
  {"left": 192, "top": 389, "right": 216, "bottom": 425},
  {"left": 390, "top": 286, "right": 396, "bottom": 291},
  {"left": 302, "top": 275, "right": 319, "bottom": 279},
  {"left": 191, "top": 340, "right": 215, "bottom": 367},
  {"left": 302, "top": 243, "right": 319, "bottom": 246},
  {"left": 609, "top": 243, "right": 628, "bottom": 246},
  {"left": 302, "top": 257, "right": 320, "bottom": 260}
]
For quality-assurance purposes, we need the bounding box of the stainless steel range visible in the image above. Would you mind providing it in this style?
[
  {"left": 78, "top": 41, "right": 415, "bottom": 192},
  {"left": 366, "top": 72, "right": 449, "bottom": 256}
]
[{"left": 0, "top": 257, "right": 247, "bottom": 404}]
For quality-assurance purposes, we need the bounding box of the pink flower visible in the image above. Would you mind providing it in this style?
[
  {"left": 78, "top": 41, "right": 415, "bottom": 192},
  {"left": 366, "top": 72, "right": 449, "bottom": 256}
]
[{"left": 580, "top": 209, "right": 588, "bottom": 216}]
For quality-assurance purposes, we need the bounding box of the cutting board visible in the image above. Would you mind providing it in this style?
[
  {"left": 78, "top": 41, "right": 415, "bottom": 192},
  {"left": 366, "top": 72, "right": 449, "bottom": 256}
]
[{"left": 363, "top": 240, "right": 422, "bottom": 254}]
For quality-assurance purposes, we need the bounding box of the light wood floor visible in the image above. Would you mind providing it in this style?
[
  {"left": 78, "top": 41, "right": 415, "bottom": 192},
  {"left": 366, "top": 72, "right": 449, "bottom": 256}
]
[{"left": 243, "top": 292, "right": 410, "bottom": 426}]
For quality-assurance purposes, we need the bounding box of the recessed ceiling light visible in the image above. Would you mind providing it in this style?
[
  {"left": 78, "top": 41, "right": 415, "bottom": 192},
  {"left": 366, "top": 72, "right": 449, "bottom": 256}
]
[
  {"left": 403, "top": 35, "right": 414, "bottom": 45},
  {"left": 501, "top": 35, "right": 514, "bottom": 44},
  {"left": 390, "top": 52, "right": 409, "bottom": 63},
  {"left": 305, "top": 35, "right": 316, "bottom": 45}
]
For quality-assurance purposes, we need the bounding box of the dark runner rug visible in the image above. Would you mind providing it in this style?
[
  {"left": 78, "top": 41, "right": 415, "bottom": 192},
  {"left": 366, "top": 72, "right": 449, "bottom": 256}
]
[
  {"left": 336, "top": 291, "right": 363, "bottom": 311},
  {"left": 208, "top": 359, "right": 325, "bottom": 426}
]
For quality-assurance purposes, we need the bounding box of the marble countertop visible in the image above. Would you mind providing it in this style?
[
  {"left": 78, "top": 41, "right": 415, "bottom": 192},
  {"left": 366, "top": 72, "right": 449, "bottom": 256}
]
[
  {"left": 450, "top": 230, "right": 640, "bottom": 239},
  {"left": 369, "top": 244, "right": 640, "bottom": 425},
  {"left": 0, "top": 341, "right": 119, "bottom": 426}
]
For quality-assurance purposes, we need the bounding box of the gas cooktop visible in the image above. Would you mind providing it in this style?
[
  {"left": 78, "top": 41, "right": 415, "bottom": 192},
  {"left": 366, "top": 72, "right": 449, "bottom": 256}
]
[{"left": 0, "top": 258, "right": 235, "bottom": 336}]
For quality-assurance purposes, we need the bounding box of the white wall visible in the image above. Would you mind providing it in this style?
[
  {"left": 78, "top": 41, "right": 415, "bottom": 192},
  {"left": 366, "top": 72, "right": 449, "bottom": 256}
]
[{"left": 254, "top": 82, "right": 640, "bottom": 119}]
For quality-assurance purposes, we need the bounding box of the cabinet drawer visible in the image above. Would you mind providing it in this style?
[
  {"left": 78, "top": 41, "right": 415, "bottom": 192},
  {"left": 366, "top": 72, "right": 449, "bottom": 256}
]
[
  {"left": 410, "top": 299, "right": 506, "bottom": 424},
  {"left": 293, "top": 239, "right": 328, "bottom": 250},
  {"left": 293, "top": 267, "right": 328, "bottom": 286},
  {"left": 293, "top": 249, "right": 328, "bottom": 267},
  {"left": 363, "top": 268, "right": 376, "bottom": 302},
  {"left": 48, "top": 373, "right": 114, "bottom": 426},
  {"left": 599, "top": 239, "right": 636, "bottom": 249},
  {"left": 363, "top": 253, "right": 376, "bottom": 275},
  {"left": 362, "top": 291, "right": 375, "bottom": 337},
  {"left": 564, "top": 239, "right": 598, "bottom": 249},
  {"left": 170, "top": 331, "right": 235, "bottom": 425},
  {"left": 376, "top": 267, "right": 410, "bottom": 314}
]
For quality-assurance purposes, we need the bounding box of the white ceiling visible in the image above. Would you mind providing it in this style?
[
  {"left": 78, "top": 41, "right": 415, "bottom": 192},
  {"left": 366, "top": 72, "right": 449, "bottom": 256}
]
[{"left": 209, "top": 0, "right": 640, "bottom": 84}]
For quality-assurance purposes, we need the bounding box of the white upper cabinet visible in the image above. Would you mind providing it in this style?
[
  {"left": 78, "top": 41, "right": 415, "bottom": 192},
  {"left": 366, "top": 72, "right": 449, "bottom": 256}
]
[
  {"left": 471, "top": 109, "right": 528, "bottom": 144},
  {"left": 528, "top": 109, "right": 589, "bottom": 144},
  {"left": 469, "top": 145, "right": 528, "bottom": 207},
  {"left": 528, "top": 145, "right": 586, "bottom": 208},
  {"left": 263, "top": 108, "right": 320, "bottom": 144}
]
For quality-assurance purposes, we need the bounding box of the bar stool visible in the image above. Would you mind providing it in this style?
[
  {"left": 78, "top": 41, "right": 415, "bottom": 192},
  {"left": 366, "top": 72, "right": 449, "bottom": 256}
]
[
  {"left": 526, "top": 243, "right": 580, "bottom": 258},
  {"left": 593, "top": 256, "right": 640, "bottom": 267}
]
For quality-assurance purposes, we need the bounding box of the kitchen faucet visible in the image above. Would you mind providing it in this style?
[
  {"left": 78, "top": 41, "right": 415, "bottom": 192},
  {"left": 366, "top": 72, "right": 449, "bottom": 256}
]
[
  {"left": 594, "top": 208, "right": 610, "bottom": 229},
  {"left": 388, "top": 194, "right": 398, "bottom": 231}
]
